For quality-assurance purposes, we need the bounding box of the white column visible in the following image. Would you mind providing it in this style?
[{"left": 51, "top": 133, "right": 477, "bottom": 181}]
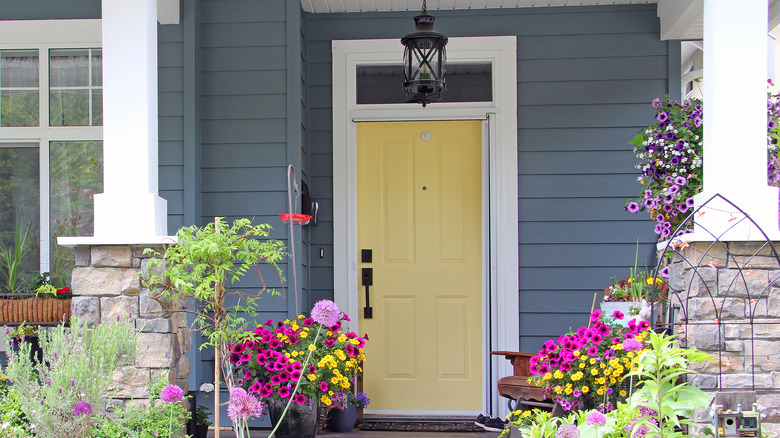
[
  {"left": 692, "top": 0, "right": 779, "bottom": 240},
  {"left": 92, "top": 0, "right": 168, "bottom": 240}
]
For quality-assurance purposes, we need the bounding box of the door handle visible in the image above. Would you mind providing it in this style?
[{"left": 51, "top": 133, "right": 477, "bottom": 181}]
[{"left": 362, "top": 268, "right": 373, "bottom": 319}]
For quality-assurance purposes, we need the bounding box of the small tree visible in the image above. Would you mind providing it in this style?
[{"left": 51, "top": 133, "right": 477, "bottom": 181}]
[{"left": 141, "top": 218, "right": 285, "bottom": 438}]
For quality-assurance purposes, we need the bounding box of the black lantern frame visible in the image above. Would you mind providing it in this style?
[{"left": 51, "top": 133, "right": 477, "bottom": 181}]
[{"left": 401, "top": 1, "right": 447, "bottom": 107}]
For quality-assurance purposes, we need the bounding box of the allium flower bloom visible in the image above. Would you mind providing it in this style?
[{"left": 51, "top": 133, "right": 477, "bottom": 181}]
[
  {"left": 623, "top": 338, "right": 643, "bottom": 352},
  {"left": 160, "top": 384, "right": 184, "bottom": 402},
  {"left": 556, "top": 424, "right": 580, "bottom": 438},
  {"left": 73, "top": 401, "right": 92, "bottom": 416},
  {"left": 586, "top": 411, "right": 606, "bottom": 426},
  {"left": 311, "top": 299, "right": 341, "bottom": 327},
  {"left": 227, "top": 387, "right": 266, "bottom": 421}
]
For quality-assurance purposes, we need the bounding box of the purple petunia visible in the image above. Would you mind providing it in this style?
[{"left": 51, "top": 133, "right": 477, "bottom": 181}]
[
  {"left": 626, "top": 202, "right": 640, "bottom": 213},
  {"left": 657, "top": 111, "right": 669, "bottom": 123}
]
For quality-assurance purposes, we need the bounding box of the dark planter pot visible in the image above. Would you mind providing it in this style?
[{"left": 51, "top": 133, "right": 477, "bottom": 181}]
[
  {"left": 328, "top": 406, "right": 358, "bottom": 433},
  {"left": 267, "top": 398, "right": 320, "bottom": 438},
  {"left": 195, "top": 424, "right": 208, "bottom": 438}
]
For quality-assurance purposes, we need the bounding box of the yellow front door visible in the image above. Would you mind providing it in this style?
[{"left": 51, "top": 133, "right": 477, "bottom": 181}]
[{"left": 357, "top": 120, "right": 483, "bottom": 412}]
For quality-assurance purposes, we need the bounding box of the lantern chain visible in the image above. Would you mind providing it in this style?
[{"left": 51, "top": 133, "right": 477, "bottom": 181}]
[{"left": 422, "top": 0, "right": 427, "bottom": 13}]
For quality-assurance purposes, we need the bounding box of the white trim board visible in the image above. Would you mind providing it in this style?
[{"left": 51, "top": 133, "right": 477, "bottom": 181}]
[{"left": 331, "top": 36, "right": 519, "bottom": 417}]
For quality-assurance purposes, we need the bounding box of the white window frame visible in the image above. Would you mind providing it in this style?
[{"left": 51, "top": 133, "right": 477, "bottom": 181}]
[{"left": 0, "top": 20, "right": 102, "bottom": 273}]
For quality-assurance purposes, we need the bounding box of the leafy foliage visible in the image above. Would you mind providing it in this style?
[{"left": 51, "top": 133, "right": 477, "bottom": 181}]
[
  {"left": 91, "top": 375, "right": 191, "bottom": 438},
  {"left": 2, "top": 315, "right": 138, "bottom": 438},
  {"left": 625, "top": 332, "right": 713, "bottom": 438},
  {"left": 141, "top": 218, "right": 285, "bottom": 351}
]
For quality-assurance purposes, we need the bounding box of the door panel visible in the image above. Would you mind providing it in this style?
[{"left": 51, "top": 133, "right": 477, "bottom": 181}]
[{"left": 357, "top": 120, "right": 482, "bottom": 412}]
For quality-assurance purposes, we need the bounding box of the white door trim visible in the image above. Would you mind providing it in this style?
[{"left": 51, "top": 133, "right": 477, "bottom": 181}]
[{"left": 332, "top": 36, "right": 519, "bottom": 415}]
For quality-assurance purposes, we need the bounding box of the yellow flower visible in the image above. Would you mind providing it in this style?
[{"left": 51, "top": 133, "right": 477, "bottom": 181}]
[
  {"left": 321, "top": 395, "right": 332, "bottom": 406},
  {"left": 597, "top": 387, "right": 605, "bottom": 396},
  {"left": 553, "top": 370, "right": 564, "bottom": 379},
  {"left": 589, "top": 358, "right": 596, "bottom": 365},
  {"left": 582, "top": 386, "right": 590, "bottom": 393},
  {"left": 338, "top": 334, "right": 347, "bottom": 343},
  {"left": 591, "top": 368, "right": 599, "bottom": 376},
  {"left": 579, "top": 363, "right": 586, "bottom": 369},
  {"left": 307, "top": 374, "right": 317, "bottom": 381},
  {"left": 619, "top": 390, "right": 627, "bottom": 397},
  {"left": 555, "top": 387, "right": 563, "bottom": 395},
  {"left": 308, "top": 344, "right": 316, "bottom": 352},
  {"left": 564, "top": 387, "right": 573, "bottom": 395}
]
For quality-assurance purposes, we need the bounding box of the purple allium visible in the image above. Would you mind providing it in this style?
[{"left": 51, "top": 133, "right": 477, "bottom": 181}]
[
  {"left": 73, "top": 401, "right": 92, "bottom": 416},
  {"left": 624, "top": 338, "right": 643, "bottom": 352},
  {"left": 556, "top": 424, "right": 581, "bottom": 438},
  {"left": 586, "top": 411, "right": 607, "bottom": 427},
  {"left": 161, "top": 384, "right": 184, "bottom": 403},
  {"left": 311, "top": 299, "right": 341, "bottom": 327},
  {"left": 227, "top": 387, "right": 266, "bottom": 421}
]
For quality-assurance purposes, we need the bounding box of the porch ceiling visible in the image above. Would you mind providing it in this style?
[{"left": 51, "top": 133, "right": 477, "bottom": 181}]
[
  {"left": 300, "top": 0, "right": 780, "bottom": 41},
  {"left": 300, "top": 0, "right": 658, "bottom": 13}
]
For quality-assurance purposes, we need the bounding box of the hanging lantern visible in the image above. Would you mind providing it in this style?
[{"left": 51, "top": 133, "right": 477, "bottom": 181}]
[{"left": 401, "top": 0, "right": 447, "bottom": 107}]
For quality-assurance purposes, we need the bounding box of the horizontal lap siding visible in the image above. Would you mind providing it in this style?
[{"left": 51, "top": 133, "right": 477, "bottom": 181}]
[
  {"left": 0, "top": 0, "right": 100, "bottom": 19},
  {"left": 158, "top": 23, "right": 186, "bottom": 234},
  {"left": 305, "top": 5, "right": 666, "bottom": 352},
  {"left": 199, "top": 0, "right": 290, "bottom": 242}
]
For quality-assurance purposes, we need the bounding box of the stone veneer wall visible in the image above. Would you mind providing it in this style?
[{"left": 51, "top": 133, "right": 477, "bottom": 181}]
[
  {"left": 70, "top": 245, "right": 191, "bottom": 406},
  {"left": 666, "top": 241, "right": 780, "bottom": 435}
]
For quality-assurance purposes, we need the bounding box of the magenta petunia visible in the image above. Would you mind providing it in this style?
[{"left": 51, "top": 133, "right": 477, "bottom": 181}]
[
  {"left": 320, "top": 381, "right": 329, "bottom": 392},
  {"left": 293, "top": 393, "right": 307, "bottom": 405},
  {"left": 587, "top": 346, "right": 599, "bottom": 357},
  {"left": 612, "top": 310, "right": 624, "bottom": 320},
  {"left": 589, "top": 310, "right": 602, "bottom": 324},
  {"left": 277, "top": 387, "right": 291, "bottom": 399}
]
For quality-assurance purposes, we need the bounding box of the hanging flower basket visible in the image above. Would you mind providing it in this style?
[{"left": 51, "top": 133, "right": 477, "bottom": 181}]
[{"left": 0, "top": 293, "right": 72, "bottom": 324}]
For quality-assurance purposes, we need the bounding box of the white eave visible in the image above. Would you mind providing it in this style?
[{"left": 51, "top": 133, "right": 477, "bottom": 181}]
[{"left": 300, "top": 0, "right": 780, "bottom": 41}]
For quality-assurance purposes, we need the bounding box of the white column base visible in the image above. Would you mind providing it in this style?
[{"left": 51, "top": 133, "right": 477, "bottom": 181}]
[{"left": 93, "top": 192, "right": 169, "bottom": 239}]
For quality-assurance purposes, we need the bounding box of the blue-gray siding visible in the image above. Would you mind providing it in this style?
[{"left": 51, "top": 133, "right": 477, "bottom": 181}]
[
  {"left": 304, "top": 5, "right": 673, "bottom": 352},
  {"left": 0, "top": 0, "right": 100, "bottom": 19}
]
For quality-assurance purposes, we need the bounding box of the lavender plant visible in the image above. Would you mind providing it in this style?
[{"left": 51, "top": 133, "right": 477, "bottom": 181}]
[{"left": 2, "top": 315, "right": 137, "bottom": 438}]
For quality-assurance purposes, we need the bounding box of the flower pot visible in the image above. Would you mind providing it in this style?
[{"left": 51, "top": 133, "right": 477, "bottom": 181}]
[
  {"left": 328, "top": 405, "right": 358, "bottom": 433},
  {"left": 194, "top": 424, "right": 208, "bottom": 438},
  {"left": 507, "top": 425, "right": 525, "bottom": 438},
  {"left": 600, "top": 301, "right": 661, "bottom": 327},
  {"left": 267, "top": 398, "right": 320, "bottom": 438}
]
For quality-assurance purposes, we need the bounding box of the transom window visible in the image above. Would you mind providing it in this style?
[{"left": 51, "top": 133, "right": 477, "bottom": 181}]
[{"left": 0, "top": 20, "right": 102, "bottom": 290}]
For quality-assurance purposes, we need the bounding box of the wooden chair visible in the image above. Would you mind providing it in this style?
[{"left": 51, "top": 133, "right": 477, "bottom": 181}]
[{"left": 491, "top": 351, "right": 561, "bottom": 414}]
